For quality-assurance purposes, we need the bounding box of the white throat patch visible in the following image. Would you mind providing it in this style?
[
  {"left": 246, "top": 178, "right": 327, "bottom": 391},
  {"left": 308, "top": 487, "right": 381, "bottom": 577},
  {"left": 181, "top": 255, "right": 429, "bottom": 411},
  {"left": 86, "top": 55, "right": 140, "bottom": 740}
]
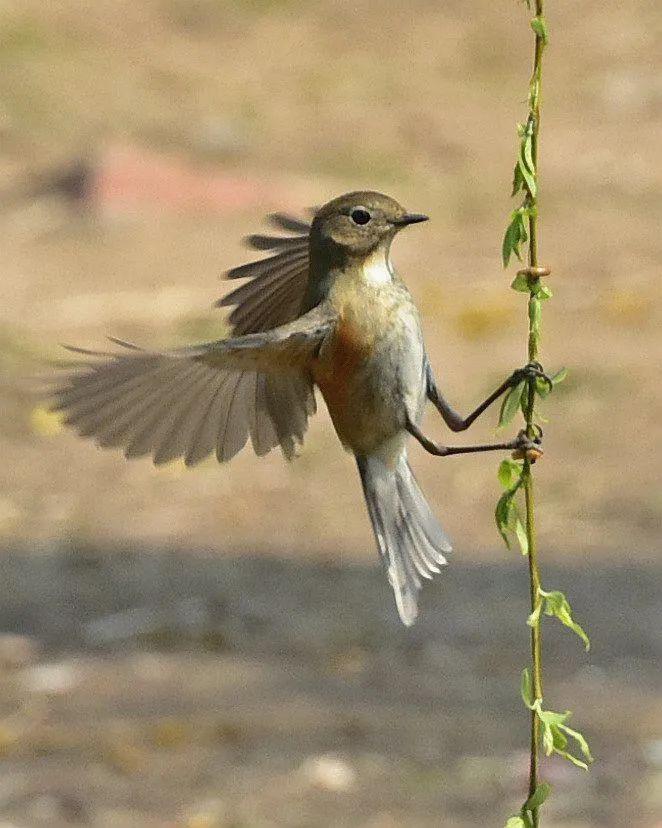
[{"left": 362, "top": 249, "right": 394, "bottom": 286}]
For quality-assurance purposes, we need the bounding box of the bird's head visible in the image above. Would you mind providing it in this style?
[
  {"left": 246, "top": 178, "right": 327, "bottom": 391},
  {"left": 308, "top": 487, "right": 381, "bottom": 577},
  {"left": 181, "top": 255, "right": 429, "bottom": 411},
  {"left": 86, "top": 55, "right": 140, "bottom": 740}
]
[{"left": 310, "top": 191, "right": 428, "bottom": 259}]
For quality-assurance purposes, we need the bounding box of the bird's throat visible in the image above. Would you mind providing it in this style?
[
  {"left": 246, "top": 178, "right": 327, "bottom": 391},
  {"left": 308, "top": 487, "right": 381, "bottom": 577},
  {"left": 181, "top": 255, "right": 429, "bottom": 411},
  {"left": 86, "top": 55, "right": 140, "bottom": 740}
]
[{"left": 360, "top": 248, "right": 394, "bottom": 286}]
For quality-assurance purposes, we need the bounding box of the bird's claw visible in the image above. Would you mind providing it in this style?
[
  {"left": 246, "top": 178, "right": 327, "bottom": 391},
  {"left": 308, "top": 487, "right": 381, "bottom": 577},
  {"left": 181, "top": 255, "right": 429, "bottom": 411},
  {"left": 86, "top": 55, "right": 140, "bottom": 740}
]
[
  {"left": 510, "top": 429, "right": 543, "bottom": 463},
  {"left": 511, "top": 361, "right": 553, "bottom": 392}
]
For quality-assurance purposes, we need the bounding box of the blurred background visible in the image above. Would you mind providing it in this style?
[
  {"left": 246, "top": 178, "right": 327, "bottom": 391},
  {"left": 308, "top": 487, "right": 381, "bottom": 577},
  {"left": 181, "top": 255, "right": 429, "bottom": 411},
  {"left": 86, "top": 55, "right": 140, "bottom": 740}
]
[{"left": 0, "top": 1, "right": 660, "bottom": 826}]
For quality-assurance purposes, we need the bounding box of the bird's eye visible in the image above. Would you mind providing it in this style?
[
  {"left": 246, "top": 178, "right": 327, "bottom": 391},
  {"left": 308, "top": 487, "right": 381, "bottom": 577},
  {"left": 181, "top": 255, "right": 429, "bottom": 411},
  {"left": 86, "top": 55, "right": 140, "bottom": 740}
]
[{"left": 350, "top": 207, "right": 371, "bottom": 226}]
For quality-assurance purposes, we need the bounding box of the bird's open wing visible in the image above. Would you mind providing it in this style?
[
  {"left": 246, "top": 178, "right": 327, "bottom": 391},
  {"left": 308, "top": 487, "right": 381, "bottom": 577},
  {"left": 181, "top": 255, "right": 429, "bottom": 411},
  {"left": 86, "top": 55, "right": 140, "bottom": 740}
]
[
  {"left": 49, "top": 304, "right": 336, "bottom": 466},
  {"left": 217, "top": 212, "right": 312, "bottom": 335}
]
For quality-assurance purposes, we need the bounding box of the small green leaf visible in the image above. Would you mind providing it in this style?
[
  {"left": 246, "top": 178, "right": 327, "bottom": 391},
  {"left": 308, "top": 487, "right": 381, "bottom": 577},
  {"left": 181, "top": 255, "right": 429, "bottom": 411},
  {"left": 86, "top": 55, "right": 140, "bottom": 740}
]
[
  {"left": 550, "top": 367, "right": 567, "bottom": 385},
  {"left": 536, "top": 706, "right": 570, "bottom": 728},
  {"left": 551, "top": 723, "right": 569, "bottom": 752},
  {"left": 559, "top": 723, "right": 594, "bottom": 763},
  {"left": 531, "top": 701, "right": 592, "bottom": 769},
  {"left": 514, "top": 518, "right": 529, "bottom": 556},
  {"left": 524, "top": 781, "right": 551, "bottom": 811},
  {"left": 555, "top": 749, "right": 589, "bottom": 770},
  {"left": 534, "top": 376, "right": 551, "bottom": 398},
  {"left": 535, "top": 284, "right": 553, "bottom": 301},
  {"left": 512, "top": 162, "right": 525, "bottom": 196},
  {"left": 495, "top": 484, "right": 522, "bottom": 547},
  {"left": 498, "top": 459, "right": 522, "bottom": 489},
  {"left": 554, "top": 740, "right": 588, "bottom": 770},
  {"left": 539, "top": 589, "right": 591, "bottom": 650},
  {"left": 502, "top": 223, "right": 518, "bottom": 268},
  {"left": 520, "top": 667, "right": 534, "bottom": 708},
  {"left": 527, "top": 602, "right": 542, "bottom": 628},
  {"left": 530, "top": 15, "right": 549, "bottom": 44},
  {"left": 517, "top": 152, "right": 537, "bottom": 198},
  {"left": 498, "top": 380, "right": 526, "bottom": 429},
  {"left": 502, "top": 215, "right": 522, "bottom": 267},
  {"left": 495, "top": 489, "right": 515, "bottom": 546},
  {"left": 505, "top": 818, "right": 528, "bottom": 828},
  {"left": 510, "top": 272, "right": 530, "bottom": 293},
  {"left": 522, "top": 129, "right": 535, "bottom": 173},
  {"left": 502, "top": 209, "right": 529, "bottom": 267},
  {"left": 541, "top": 720, "right": 554, "bottom": 755}
]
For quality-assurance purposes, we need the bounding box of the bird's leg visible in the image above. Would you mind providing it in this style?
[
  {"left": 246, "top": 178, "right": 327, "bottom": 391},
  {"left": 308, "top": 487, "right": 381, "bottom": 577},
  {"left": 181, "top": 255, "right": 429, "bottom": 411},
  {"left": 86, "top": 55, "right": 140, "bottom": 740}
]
[
  {"left": 406, "top": 419, "right": 542, "bottom": 459},
  {"left": 426, "top": 360, "right": 552, "bottom": 432}
]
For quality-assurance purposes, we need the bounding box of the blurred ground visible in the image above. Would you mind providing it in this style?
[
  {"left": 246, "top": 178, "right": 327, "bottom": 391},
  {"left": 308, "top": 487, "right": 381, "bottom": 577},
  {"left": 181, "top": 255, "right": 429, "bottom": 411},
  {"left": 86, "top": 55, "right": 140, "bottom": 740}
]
[
  {"left": 0, "top": 0, "right": 660, "bottom": 825},
  {"left": 0, "top": 550, "right": 659, "bottom": 827}
]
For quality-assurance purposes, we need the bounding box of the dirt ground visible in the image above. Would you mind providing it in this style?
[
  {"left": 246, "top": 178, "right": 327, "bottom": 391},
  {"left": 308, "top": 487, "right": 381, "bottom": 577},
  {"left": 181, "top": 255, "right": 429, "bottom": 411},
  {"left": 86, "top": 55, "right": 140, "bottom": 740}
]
[
  {"left": 0, "top": 0, "right": 660, "bottom": 825},
  {"left": 0, "top": 550, "right": 659, "bottom": 827}
]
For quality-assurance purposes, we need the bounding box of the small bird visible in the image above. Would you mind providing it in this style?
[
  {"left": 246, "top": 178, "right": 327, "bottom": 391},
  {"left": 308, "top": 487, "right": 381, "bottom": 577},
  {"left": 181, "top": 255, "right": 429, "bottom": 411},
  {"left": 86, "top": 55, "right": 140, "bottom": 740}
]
[{"left": 50, "top": 191, "right": 544, "bottom": 625}]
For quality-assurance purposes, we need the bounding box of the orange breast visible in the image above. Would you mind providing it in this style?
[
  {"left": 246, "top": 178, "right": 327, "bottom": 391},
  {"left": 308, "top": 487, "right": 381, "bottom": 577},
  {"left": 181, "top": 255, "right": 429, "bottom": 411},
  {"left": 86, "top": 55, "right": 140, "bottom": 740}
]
[{"left": 313, "top": 312, "right": 373, "bottom": 420}]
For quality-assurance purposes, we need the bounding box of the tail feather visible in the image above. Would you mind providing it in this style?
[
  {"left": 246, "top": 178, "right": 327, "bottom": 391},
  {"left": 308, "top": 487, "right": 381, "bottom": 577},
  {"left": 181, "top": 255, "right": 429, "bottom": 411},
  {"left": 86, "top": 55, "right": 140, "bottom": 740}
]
[{"left": 357, "top": 454, "right": 451, "bottom": 626}]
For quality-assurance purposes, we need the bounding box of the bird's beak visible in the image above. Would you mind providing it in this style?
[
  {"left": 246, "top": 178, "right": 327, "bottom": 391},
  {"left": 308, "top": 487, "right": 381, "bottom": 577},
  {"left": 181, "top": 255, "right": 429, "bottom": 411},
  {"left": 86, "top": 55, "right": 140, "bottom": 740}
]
[{"left": 393, "top": 213, "right": 429, "bottom": 227}]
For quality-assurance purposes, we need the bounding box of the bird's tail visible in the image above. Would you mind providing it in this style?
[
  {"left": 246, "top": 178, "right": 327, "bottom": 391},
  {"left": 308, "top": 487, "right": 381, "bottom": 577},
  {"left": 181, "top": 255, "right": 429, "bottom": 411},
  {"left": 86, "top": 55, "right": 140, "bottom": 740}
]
[{"left": 357, "top": 453, "right": 452, "bottom": 626}]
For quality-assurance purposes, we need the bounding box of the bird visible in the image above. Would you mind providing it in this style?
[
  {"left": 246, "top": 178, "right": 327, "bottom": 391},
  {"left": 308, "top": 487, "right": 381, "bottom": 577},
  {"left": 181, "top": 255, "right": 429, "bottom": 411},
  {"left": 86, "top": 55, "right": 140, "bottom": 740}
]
[{"left": 49, "top": 191, "right": 545, "bottom": 626}]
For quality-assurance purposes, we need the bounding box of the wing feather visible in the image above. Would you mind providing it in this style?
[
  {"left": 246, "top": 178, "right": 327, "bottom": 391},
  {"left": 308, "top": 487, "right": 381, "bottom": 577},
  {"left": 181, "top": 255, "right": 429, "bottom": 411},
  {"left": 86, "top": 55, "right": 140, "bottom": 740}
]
[{"left": 50, "top": 208, "right": 324, "bottom": 465}]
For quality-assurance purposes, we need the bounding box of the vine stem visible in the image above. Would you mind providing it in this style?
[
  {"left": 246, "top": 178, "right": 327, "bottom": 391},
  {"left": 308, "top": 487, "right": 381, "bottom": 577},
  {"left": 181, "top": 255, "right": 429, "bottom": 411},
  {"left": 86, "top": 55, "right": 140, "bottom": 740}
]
[{"left": 524, "top": 0, "right": 546, "bottom": 825}]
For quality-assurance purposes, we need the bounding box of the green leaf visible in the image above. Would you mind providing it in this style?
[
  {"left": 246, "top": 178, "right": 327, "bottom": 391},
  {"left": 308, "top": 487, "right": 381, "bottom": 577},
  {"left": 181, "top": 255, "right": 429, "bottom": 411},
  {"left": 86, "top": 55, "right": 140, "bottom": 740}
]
[
  {"left": 502, "top": 214, "right": 523, "bottom": 267},
  {"left": 505, "top": 818, "right": 528, "bottom": 828},
  {"left": 555, "top": 748, "right": 589, "bottom": 770},
  {"left": 502, "top": 209, "right": 529, "bottom": 267},
  {"left": 539, "top": 589, "right": 591, "bottom": 650},
  {"left": 512, "top": 162, "right": 525, "bottom": 197},
  {"left": 495, "top": 489, "right": 516, "bottom": 547},
  {"left": 510, "top": 272, "right": 530, "bottom": 293},
  {"left": 551, "top": 724, "right": 569, "bottom": 751},
  {"left": 524, "top": 782, "right": 551, "bottom": 811},
  {"left": 495, "top": 481, "right": 523, "bottom": 547},
  {"left": 559, "top": 723, "right": 594, "bottom": 763},
  {"left": 502, "top": 221, "right": 518, "bottom": 268},
  {"left": 550, "top": 367, "right": 568, "bottom": 385},
  {"left": 527, "top": 602, "right": 542, "bottom": 628},
  {"left": 498, "top": 459, "right": 522, "bottom": 489},
  {"left": 498, "top": 380, "right": 526, "bottom": 429},
  {"left": 514, "top": 518, "right": 529, "bottom": 556},
  {"left": 520, "top": 667, "right": 534, "bottom": 708},
  {"left": 517, "top": 152, "right": 537, "bottom": 198},
  {"left": 536, "top": 706, "right": 570, "bottom": 728},
  {"left": 535, "top": 284, "right": 553, "bottom": 301},
  {"left": 531, "top": 701, "right": 593, "bottom": 769},
  {"left": 534, "top": 376, "right": 551, "bottom": 398},
  {"left": 530, "top": 15, "right": 549, "bottom": 44},
  {"left": 541, "top": 720, "right": 554, "bottom": 755},
  {"left": 522, "top": 129, "right": 535, "bottom": 173}
]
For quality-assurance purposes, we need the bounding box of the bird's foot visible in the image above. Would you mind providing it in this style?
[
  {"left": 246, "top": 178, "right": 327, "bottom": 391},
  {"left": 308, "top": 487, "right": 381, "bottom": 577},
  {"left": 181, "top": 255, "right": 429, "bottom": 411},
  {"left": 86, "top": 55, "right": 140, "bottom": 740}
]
[
  {"left": 510, "top": 361, "right": 553, "bottom": 393},
  {"left": 509, "top": 429, "right": 543, "bottom": 463}
]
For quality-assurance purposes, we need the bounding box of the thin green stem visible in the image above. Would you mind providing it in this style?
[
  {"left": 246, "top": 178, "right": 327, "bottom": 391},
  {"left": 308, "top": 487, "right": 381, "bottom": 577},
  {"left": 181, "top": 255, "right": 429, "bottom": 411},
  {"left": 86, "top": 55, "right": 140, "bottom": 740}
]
[
  {"left": 525, "top": 463, "right": 542, "bottom": 825},
  {"left": 501, "top": 5, "right": 590, "bottom": 822},
  {"left": 524, "top": 1, "right": 546, "bottom": 825}
]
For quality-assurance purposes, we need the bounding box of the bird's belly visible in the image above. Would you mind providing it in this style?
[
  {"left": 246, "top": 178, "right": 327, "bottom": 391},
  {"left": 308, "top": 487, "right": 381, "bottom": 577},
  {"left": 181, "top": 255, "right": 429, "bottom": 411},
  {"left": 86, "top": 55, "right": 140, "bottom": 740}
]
[{"left": 313, "top": 301, "right": 425, "bottom": 459}]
